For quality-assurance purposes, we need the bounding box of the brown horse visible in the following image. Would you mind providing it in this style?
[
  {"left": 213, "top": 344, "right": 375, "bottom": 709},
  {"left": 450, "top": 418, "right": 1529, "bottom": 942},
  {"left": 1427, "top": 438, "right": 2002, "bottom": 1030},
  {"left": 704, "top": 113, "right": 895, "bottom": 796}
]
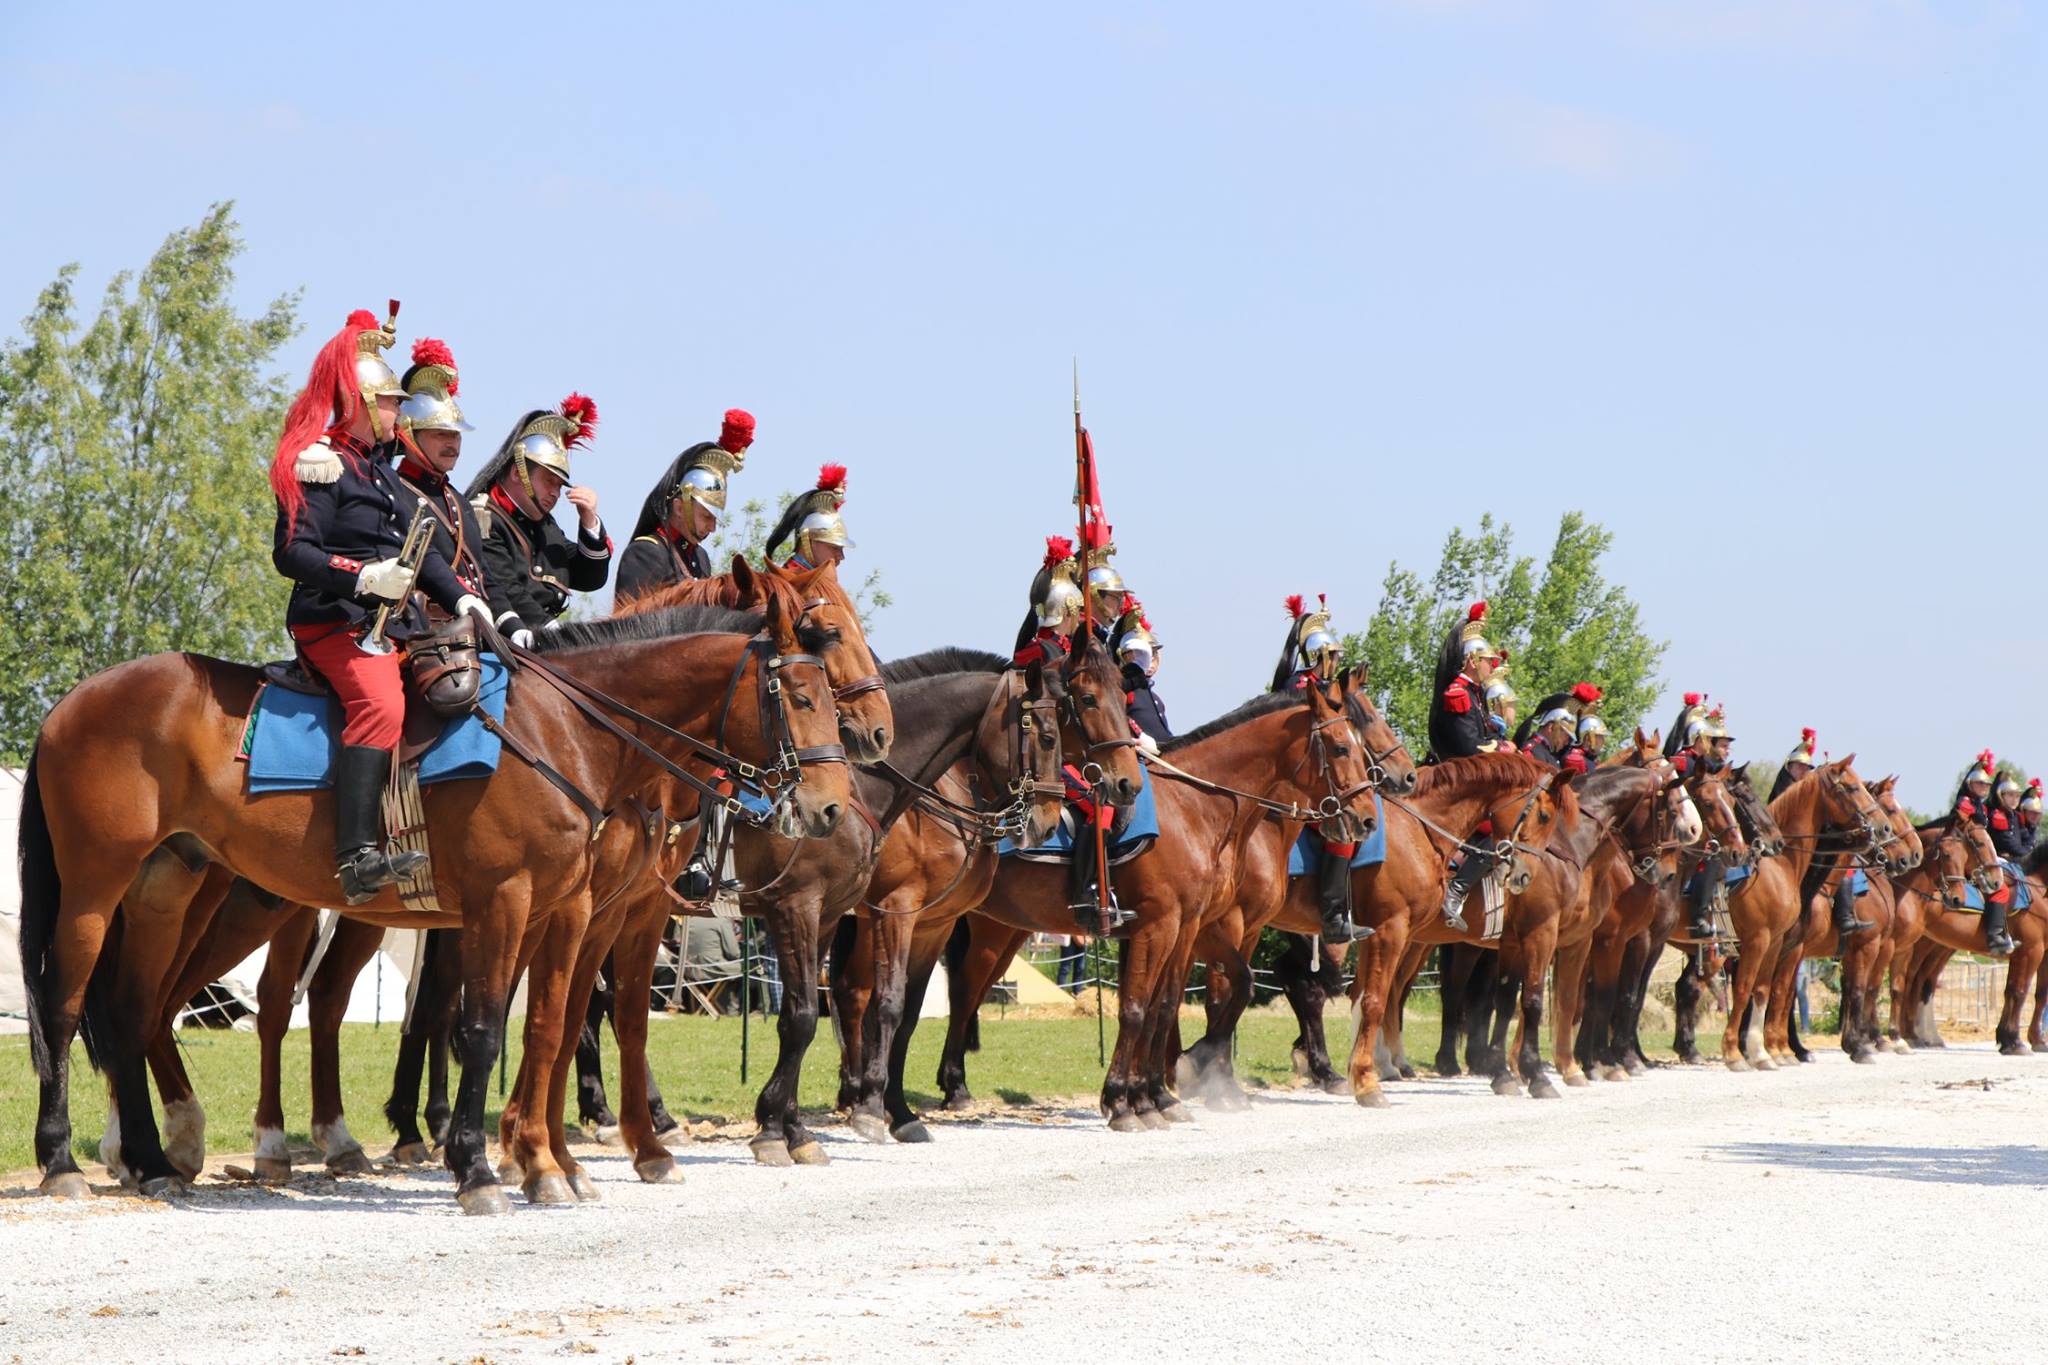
[
  {"left": 1668, "top": 758, "right": 1887, "bottom": 1070},
  {"left": 1760, "top": 776, "right": 1922, "bottom": 1066},
  {"left": 1890, "top": 819, "right": 2037, "bottom": 1055},
  {"left": 17, "top": 597, "right": 849, "bottom": 1210},
  {"left": 122, "top": 559, "right": 889, "bottom": 1189},
  {"left": 851, "top": 676, "right": 1378, "bottom": 1132}
]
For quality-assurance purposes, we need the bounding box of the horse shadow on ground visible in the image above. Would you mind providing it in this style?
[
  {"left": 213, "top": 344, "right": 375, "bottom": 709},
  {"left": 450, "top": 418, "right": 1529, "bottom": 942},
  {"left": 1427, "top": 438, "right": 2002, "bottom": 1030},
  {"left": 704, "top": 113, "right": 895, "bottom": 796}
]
[{"left": 1713, "top": 1142, "right": 2048, "bottom": 1187}]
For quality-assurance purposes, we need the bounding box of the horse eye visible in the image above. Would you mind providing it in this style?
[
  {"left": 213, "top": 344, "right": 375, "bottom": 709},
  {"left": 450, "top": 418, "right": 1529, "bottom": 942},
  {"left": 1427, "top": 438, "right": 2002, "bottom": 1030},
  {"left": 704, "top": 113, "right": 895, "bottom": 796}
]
[
  {"left": 792, "top": 690, "right": 816, "bottom": 711},
  {"left": 1334, "top": 746, "right": 1351, "bottom": 758}
]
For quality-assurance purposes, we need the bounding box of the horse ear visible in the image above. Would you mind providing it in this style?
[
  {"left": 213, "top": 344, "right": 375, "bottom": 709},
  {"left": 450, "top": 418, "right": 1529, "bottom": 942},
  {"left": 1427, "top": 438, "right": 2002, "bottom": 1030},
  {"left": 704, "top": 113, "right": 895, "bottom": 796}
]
[
  {"left": 1838, "top": 752, "right": 1857, "bottom": 770},
  {"left": 730, "top": 555, "right": 758, "bottom": 604},
  {"left": 1634, "top": 726, "right": 1650, "bottom": 750},
  {"left": 763, "top": 587, "right": 797, "bottom": 649}
]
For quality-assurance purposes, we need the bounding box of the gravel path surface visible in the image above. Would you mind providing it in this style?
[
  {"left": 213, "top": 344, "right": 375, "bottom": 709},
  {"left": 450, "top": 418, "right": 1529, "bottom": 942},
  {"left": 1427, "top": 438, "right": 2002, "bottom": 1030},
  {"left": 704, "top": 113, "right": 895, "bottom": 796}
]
[{"left": 3, "top": 1045, "right": 2042, "bottom": 1364}]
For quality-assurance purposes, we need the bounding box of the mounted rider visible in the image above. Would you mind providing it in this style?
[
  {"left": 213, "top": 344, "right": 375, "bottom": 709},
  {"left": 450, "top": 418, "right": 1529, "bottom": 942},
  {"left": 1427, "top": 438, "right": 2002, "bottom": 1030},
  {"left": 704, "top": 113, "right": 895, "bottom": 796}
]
[
  {"left": 466, "top": 395, "right": 609, "bottom": 644},
  {"left": 1428, "top": 600, "right": 1505, "bottom": 932},
  {"left": 1952, "top": 750, "right": 1995, "bottom": 828},
  {"left": 1576, "top": 709, "right": 1610, "bottom": 765},
  {"left": 1112, "top": 597, "right": 1170, "bottom": 750},
  {"left": 1665, "top": 697, "right": 1733, "bottom": 938},
  {"left": 388, "top": 339, "right": 515, "bottom": 628},
  {"left": 615, "top": 410, "right": 754, "bottom": 600},
  {"left": 1519, "top": 682, "right": 1601, "bottom": 775},
  {"left": 1272, "top": 594, "right": 1370, "bottom": 944},
  {"left": 1769, "top": 727, "right": 1818, "bottom": 800},
  {"left": 268, "top": 306, "right": 489, "bottom": 905},
  {"left": 765, "top": 463, "right": 852, "bottom": 571}
]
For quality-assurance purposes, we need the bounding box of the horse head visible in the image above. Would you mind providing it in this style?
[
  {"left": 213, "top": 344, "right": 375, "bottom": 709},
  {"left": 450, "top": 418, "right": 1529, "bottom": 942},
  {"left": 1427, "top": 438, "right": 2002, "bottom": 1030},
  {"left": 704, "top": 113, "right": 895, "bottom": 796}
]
[
  {"left": 759, "top": 591, "right": 850, "bottom": 838},
  {"left": 1299, "top": 669, "right": 1380, "bottom": 845},
  {"left": 1724, "top": 762, "right": 1785, "bottom": 856},
  {"left": 751, "top": 556, "right": 895, "bottom": 765},
  {"left": 1866, "top": 776, "right": 1923, "bottom": 872},
  {"left": 1055, "top": 633, "right": 1144, "bottom": 809}
]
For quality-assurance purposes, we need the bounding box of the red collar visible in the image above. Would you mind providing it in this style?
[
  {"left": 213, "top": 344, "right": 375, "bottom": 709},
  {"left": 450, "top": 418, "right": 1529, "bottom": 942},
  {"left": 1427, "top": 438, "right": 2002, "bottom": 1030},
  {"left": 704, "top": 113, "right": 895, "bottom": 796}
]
[
  {"left": 398, "top": 457, "right": 446, "bottom": 488},
  {"left": 490, "top": 485, "right": 529, "bottom": 521},
  {"left": 326, "top": 428, "right": 374, "bottom": 460}
]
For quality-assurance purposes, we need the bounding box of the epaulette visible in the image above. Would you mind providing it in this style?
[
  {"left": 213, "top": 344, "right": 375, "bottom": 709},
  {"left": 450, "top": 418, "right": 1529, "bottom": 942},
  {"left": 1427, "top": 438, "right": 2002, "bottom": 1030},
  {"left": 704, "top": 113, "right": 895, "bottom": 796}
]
[
  {"left": 294, "top": 438, "right": 341, "bottom": 485},
  {"left": 470, "top": 492, "right": 494, "bottom": 537}
]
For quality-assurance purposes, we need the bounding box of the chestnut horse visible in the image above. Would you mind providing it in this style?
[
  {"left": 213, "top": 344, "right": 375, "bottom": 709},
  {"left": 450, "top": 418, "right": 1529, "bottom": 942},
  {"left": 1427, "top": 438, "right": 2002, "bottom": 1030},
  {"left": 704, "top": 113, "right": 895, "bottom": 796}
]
[
  {"left": 17, "top": 598, "right": 849, "bottom": 1210},
  {"left": 1889, "top": 820, "right": 2035, "bottom": 1055},
  {"left": 121, "top": 559, "right": 888, "bottom": 1187}
]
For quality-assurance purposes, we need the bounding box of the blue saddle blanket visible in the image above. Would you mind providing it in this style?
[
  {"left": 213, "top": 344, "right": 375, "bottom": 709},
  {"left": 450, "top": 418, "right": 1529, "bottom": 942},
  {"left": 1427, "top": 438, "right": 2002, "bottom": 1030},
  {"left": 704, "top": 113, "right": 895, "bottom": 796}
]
[
  {"left": 245, "top": 654, "right": 509, "bottom": 794},
  {"left": 1849, "top": 869, "right": 1869, "bottom": 897},
  {"left": 1287, "top": 793, "right": 1388, "bottom": 876},
  {"left": 1964, "top": 882, "right": 1985, "bottom": 912},
  {"left": 1683, "top": 862, "right": 1754, "bottom": 898},
  {"left": 998, "top": 765, "right": 1160, "bottom": 859}
]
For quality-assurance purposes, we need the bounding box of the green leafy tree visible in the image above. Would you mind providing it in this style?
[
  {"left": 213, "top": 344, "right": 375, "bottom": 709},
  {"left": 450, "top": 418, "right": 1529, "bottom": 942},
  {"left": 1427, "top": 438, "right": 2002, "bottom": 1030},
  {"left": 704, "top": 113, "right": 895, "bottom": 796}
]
[
  {"left": 0, "top": 204, "right": 299, "bottom": 760},
  {"left": 1342, "top": 512, "right": 1665, "bottom": 749},
  {"left": 707, "top": 493, "right": 891, "bottom": 634}
]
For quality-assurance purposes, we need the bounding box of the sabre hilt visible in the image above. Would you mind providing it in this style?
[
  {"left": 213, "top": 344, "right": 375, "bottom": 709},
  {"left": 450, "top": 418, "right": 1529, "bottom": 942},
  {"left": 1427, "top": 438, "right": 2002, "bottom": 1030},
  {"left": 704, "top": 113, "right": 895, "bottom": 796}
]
[{"left": 363, "top": 503, "right": 435, "bottom": 656}]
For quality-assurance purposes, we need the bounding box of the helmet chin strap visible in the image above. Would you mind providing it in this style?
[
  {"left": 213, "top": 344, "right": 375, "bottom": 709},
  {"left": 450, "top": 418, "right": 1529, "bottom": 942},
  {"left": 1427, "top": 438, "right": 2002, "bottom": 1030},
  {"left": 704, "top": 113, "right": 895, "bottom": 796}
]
[{"left": 364, "top": 389, "right": 390, "bottom": 444}]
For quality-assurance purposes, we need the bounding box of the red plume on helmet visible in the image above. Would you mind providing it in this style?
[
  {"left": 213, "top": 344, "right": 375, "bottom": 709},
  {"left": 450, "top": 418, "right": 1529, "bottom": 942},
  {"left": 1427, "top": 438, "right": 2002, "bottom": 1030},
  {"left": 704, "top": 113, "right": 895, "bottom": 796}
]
[
  {"left": 1042, "top": 535, "right": 1074, "bottom": 571},
  {"left": 1284, "top": 594, "right": 1306, "bottom": 619},
  {"left": 719, "top": 408, "right": 755, "bottom": 454},
  {"left": 1571, "top": 682, "right": 1602, "bottom": 707},
  {"left": 1683, "top": 691, "right": 1703, "bottom": 706},
  {"left": 560, "top": 393, "right": 599, "bottom": 449},
  {"left": 816, "top": 463, "right": 848, "bottom": 494},
  {"left": 271, "top": 309, "right": 382, "bottom": 531},
  {"left": 411, "top": 338, "right": 458, "bottom": 394},
  {"left": 1802, "top": 727, "right": 1816, "bottom": 742},
  {"left": 1467, "top": 601, "right": 1487, "bottom": 622}
]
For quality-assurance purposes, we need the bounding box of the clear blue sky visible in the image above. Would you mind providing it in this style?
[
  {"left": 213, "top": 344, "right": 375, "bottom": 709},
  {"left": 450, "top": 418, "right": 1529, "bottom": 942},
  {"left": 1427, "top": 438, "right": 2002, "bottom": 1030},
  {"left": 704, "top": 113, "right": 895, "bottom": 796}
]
[{"left": 4, "top": 2, "right": 2039, "bottom": 811}]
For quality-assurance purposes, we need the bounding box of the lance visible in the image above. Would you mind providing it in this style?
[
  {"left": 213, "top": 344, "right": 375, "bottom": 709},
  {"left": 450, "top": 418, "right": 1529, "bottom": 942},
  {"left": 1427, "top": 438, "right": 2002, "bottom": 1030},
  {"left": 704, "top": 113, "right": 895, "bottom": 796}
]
[{"left": 1073, "top": 363, "right": 1113, "bottom": 938}]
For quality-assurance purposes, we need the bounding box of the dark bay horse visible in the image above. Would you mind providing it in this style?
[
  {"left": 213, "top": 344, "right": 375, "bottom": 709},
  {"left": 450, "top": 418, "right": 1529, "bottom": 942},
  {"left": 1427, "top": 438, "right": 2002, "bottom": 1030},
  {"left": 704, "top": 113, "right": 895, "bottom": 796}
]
[{"left": 18, "top": 598, "right": 849, "bottom": 1211}]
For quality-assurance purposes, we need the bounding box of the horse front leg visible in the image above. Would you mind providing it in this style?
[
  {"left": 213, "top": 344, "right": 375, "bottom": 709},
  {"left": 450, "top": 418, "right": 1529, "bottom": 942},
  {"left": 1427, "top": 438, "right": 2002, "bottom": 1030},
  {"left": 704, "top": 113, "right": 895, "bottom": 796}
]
[
  {"left": 1552, "top": 936, "right": 1592, "bottom": 1087},
  {"left": 848, "top": 907, "right": 909, "bottom": 1143},
  {"left": 1180, "top": 927, "right": 1255, "bottom": 1111},
  {"left": 1347, "top": 915, "right": 1411, "bottom": 1108},
  {"left": 750, "top": 898, "right": 827, "bottom": 1166},
  {"left": 444, "top": 888, "right": 532, "bottom": 1216},
  {"left": 1509, "top": 921, "right": 1559, "bottom": 1098},
  {"left": 500, "top": 895, "right": 589, "bottom": 1204},
  {"left": 304, "top": 917, "right": 385, "bottom": 1176},
  {"left": 1102, "top": 907, "right": 1175, "bottom": 1132}
]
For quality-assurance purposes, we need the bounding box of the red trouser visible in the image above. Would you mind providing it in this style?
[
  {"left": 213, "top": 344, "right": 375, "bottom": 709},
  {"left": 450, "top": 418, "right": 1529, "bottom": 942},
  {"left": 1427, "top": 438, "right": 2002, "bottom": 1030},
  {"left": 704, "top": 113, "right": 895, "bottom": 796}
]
[{"left": 292, "top": 624, "right": 404, "bottom": 750}]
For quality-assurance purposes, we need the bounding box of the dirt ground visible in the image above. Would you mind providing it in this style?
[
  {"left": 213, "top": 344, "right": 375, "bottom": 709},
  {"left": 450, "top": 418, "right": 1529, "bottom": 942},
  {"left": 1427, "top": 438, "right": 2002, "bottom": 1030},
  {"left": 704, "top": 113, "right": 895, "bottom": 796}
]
[{"left": 2, "top": 1044, "right": 2043, "bottom": 1364}]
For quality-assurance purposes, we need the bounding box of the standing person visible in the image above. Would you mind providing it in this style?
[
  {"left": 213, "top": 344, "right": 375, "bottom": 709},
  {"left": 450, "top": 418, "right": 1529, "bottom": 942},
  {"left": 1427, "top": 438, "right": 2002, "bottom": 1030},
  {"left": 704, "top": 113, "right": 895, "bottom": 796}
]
[
  {"left": 269, "top": 307, "right": 487, "bottom": 904},
  {"left": 615, "top": 409, "right": 754, "bottom": 600},
  {"left": 466, "top": 394, "right": 609, "bottom": 643},
  {"left": 765, "top": 463, "right": 854, "bottom": 571},
  {"left": 1272, "top": 594, "right": 1370, "bottom": 943},
  {"left": 389, "top": 338, "right": 516, "bottom": 627},
  {"left": 1428, "top": 601, "right": 1505, "bottom": 931}
]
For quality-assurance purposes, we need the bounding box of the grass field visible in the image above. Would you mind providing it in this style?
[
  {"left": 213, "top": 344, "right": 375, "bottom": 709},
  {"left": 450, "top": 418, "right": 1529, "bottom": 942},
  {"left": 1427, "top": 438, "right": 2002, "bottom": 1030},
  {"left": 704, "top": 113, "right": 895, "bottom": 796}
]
[{"left": 0, "top": 993, "right": 1698, "bottom": 1177}]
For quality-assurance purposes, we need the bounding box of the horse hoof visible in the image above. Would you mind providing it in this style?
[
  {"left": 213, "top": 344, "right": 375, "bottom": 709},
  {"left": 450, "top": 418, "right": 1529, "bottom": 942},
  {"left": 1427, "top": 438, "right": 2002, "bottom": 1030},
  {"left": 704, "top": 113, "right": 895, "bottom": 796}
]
[
  {"left": 846, "top": 1113, "right": 891, "bottom": 1145},
  {"left": 496, "top": 1158, "right": 524, "bottom": 1186},
  {"left": 1353, "top": 1089, "right": 1391, "bottom": 1110},
  {"left": 326, "top": 1147, "right": 374, "bottom": 1177},
  {"left": 749, "top": 1137, "right": 795, "bottom": 1167},
  {"left": 634, "top": 1154, "right": 681, "bottom": 1183},
  {"left": 1563, "top": 1070, "right": 1591, "bottom": 1088},
  {"left": 458, "top": 1184, "right": 512, "bottom": 1217},
  {"left": 891, "top": 1120, "right": 933, "bottom": 1144},
  {"left": 1135, "top": 1109, "right": 1171, "bottom": 1131},
  {"left": 941, "top": 1092, "right": 975, "bottom": 1113},
  {"left": 2033, "top": 1042, "right": 2048, "bottom": 1054},
  {"left": 139, "top": 1175, "right": 187, "bottom": 1200},
  {"left": 1852, "top": 1050, "right": 1877, "bottom": 1065},
  {"left": 1107, "top": 1113, "right": 1147, "bottom": 1133},
  {"left": 1528, "top": 1076, "right": 1562, "bottom": 1099},
  {"left": 1396, "top": 1063, "right": 1418, "bottom": 1081},
  {"left": 1174, "top": 1057, "right": 1200, "bottom": 1091},
  {"left": 1599, "top": 1065, "right": 1629, "bottom": 1083},
  {"left": 1753, "top": 1056, "right": 1778, "bottom": 1073},
  {"left": 569, "top": 1170, "right": 601, "bottom": 1202},
  {"left": 1724, "top": 1058, "right": 1751, "bottom": 1073},
  {"left": 254, "top": 1157, "right": 293, "bottom": 1185},
  {"left": 1320, "top": 1076, "right": 1354, "bottom": 1097},
  {"left": 1621, "top": 1057, "right": 1647, "bottom": 1077},
  {"left": 523, "top": 1173, "right": 576, "bottom": 1206},
  {"left": 1158, "top": 1102, "right": 1193, "bottom": 1125},
  {"left": 1290, "top": 1047, "right": 1312, "bottom": 1078},
  {"left": 589, "top": 1124, "right": 619, "bottom": 1146},
  {"left": 2001, "top": 1043, "right": 2031, "bottom": 1058},
  {"left": 1490, "top": 1074, "right": 1524, "bottom": 1097},
  {"left": 789, "top": 1141, "right": 831, "bottom": 1167},
  {"left": 388, "top": 1142, "right": 433, "bottom": 1167},
  {"left": 41, "top": 1171, "right": 92, "bottom": 1200}
]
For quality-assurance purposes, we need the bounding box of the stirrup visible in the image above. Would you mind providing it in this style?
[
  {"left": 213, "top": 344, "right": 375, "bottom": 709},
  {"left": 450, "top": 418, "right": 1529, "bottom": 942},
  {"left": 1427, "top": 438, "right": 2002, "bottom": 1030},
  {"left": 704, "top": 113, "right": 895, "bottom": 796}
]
[
  {"left": 1322, "top": 909, "right": 1374, "bottom": 943},
  {"left": 1442, "top": 897, "right": 1467, "bottom": 932},
  {"left": 337, "top": 846, "right": 429, "bottom": 906},
  {"left": 678, "top": 856, "right": 714, "bottom": 902}
]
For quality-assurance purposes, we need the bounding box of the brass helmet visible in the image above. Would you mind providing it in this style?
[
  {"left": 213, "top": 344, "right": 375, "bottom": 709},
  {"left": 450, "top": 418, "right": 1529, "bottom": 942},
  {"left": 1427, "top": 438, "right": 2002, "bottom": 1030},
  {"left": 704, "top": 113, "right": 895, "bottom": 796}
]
[
  {"left": 1966, "top": 749, "right": 1996, "bottom": 789},
  {"left": 1577, "top": 713, "right": 1610, "bottom": 752},
  {"left": 1995, "top": 773, "right": 2024, "bottom": 800},
  {"left": 766, "top": 464, "right": 852, "bottom": 563},
  {"left": 1696, "top": 705, "right": 1732, "bottom": 746},
  {"left": 2022, "top": 779, "right": 2042, "bottom": 814},
  {"left": 1484, "top": 661, "right": 1517, "bottom": 710},
  {"left": 1114, "top": 601, "right": 1159, "bottom": 671},
  {"left": 1032, "top": 536, "right": 1083, "bottom": 630},
  {"left": 397, "top": 338, "right": 472, "bottom": 437},
  {"left": 1536, "top": 706, "right": 1576, "bottom": 738},
  {"left": 1786, "top": 727, "right": 1818, "bottom": 768},
  {"left": 354, "top": 301, "right": 403, "bottom": 439},
  {"left": 1080, "top": 524, "right": 1123, "bottom": 612},
  {"left": 1293, "top": 594, "right": 1340, "bottom": 674},
  {"left": 1459, "top": 600, "right": 1500, "bottom": 663}
]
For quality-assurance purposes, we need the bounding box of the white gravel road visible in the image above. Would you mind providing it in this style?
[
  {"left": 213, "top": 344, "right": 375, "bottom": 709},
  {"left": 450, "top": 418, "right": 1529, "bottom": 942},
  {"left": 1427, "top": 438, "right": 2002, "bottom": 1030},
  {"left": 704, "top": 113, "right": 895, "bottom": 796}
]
[{"left": 2, "top": 1045, "right": 2043, "bottom": 1364}]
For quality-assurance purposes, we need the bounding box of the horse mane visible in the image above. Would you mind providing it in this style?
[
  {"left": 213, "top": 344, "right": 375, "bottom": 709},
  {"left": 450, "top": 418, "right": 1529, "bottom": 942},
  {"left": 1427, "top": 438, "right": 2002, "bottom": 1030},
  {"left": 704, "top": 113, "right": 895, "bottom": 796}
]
[
  {"left": 530, "top": 603, "right": 828, "bottom": 656},
  {"left": 1412, "top": 749, "right": 1555, "bottom": 798},
  {"left": 2025, "top": 839, "right": 2048, "bottom": 877},
  {"left": 1161, "top": 691, "right": 1306, "bottom": 753},
  {"left": 882, "top": 647, "right": 1008, "bottom": 684},
  {"left": 1766, "top": 770, "right": 1822, "bottom": 830}
]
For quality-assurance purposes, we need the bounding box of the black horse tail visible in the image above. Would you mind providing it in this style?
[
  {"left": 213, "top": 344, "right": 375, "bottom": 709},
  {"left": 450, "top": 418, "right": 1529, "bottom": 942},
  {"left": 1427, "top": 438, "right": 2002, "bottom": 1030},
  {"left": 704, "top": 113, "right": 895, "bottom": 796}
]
[
  {"left": 15, "top": 746, "right": 109, "bottom": 1079},
  {"left": 945, "top": 920, "right": 980, "bottom": 1052}
]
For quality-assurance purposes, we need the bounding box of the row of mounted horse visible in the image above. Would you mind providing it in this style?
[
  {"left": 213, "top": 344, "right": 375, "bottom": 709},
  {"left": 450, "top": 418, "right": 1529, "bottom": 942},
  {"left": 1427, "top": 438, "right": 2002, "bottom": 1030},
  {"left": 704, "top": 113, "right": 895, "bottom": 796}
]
[{"left": 16, "top": 556, "right": 2042, "bottom": 1213}]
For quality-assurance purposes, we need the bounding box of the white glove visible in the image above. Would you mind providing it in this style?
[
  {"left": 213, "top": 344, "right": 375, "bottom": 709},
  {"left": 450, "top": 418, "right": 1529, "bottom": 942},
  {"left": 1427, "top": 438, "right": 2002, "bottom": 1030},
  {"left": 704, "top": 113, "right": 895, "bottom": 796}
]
[
  {"left": 453, "top": 594, "right": 489, "bottom": 624},
  {"left": 356, "top": 558, "right": 411, "bottom": 602},
  {"left": 542, "top": 619, "right": 561, "bottom": 632},
  {"left": 1136, "top": 730, "right": 1160, "bottom": 757},
  {"left": 511, "top": 628, "right": 535, "bottom": 649}
]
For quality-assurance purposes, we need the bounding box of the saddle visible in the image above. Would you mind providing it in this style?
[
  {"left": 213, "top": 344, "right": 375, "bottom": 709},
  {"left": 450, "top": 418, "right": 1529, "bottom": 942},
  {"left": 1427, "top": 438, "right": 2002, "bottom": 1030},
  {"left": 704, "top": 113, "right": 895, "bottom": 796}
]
[{"left": 263, "top": 617, "right": 485, "bottom": 760}]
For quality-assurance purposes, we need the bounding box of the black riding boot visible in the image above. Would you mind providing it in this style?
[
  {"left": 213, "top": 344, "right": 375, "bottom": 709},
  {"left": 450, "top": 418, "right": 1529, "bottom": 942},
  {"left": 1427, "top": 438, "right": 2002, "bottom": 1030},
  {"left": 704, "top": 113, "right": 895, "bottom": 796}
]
[
  {"left": 335, "top": 745, "right": 429, "bottom": 906},
  {"left": 1832, "top": 878, "right": 1874, "bottom": 936},
  {"left": 1688, "top": 854, "right": 1723, "bottom": 939},
  {"left": 1318, "top": 848, "right": 1373, "bottom": 942},
  {"left": 1983, "top": 900, "right": 2016, "bottom": 957},
  {"left": 1069, "top": 824, "right": 1133, "bottom": 934},
  {"left": 679, "top": 807, "right": 717, "bottom": 902},
  {"left": 1441, "top": 850, "right": 1495, "bottom": 932}
]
